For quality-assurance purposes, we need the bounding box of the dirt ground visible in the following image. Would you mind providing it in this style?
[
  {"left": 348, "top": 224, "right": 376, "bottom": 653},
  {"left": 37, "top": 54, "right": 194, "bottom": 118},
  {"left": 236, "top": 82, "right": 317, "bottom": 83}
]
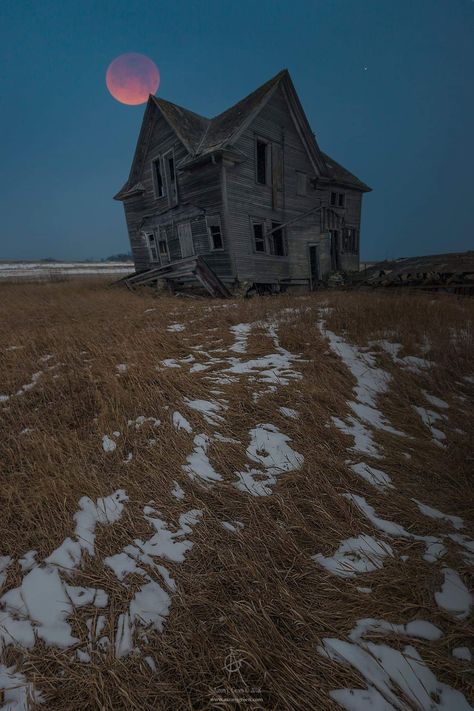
[{"left": 0, "top": 280, "right": 473, "bottom": 710}]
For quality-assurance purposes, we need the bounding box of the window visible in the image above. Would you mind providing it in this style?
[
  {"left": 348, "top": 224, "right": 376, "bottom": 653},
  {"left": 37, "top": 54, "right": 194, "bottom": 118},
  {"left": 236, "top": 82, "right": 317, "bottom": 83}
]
[
  {"left": 207, "top": 215, "right": 224, "bottom": 251},
  {"left": 252, "top": 221, "right": 266, "bottom": 252},
  {"left": 268, "top": 222, "right": 286, "bottom": 256},
  {"left": 159, "top": 237, "right": 168, "bottom": 256},
  {"left": 152, "top": 158, "right": 165, "bottom": 198},
  {"left": 342, "top": 228, "right": 358, "bottom": 253},
  {"left": 144, "top": 232, "right": 159, "bottom": 262},
  {"left": 296, "top": 171, "right": 307, "bottom": 196},
  {"left": 330, "top": 191, "right": 345, "bottom": 207},
  {"left": 256, "top": 139, "right": 269, "bottom": 185},
  {"left": 168, "top": 155, "right": 175, "bottom": 182}
]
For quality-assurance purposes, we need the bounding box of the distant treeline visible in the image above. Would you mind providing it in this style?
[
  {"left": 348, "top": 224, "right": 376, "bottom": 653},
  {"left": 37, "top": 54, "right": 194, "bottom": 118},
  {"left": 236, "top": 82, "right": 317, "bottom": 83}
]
[{"left": 41, "top": 253, "right": 133, "bottom": 263}]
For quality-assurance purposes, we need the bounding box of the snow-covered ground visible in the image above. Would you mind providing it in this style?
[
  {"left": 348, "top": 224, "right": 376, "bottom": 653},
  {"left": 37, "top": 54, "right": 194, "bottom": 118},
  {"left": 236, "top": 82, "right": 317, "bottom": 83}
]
[{"left": 0, "top": 261, "right": 133, "bottom": 281}]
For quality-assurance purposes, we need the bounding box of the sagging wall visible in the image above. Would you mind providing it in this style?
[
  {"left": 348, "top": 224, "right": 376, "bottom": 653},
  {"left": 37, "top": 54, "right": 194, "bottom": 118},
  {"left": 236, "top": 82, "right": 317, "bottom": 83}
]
[{"left": 122, "top": 110, "right": 232, "bottom": 278}]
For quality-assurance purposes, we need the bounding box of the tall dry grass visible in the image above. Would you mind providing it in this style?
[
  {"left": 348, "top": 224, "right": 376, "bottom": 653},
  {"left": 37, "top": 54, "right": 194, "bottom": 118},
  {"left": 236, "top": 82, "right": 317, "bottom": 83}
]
[{"left": 0, "top": 280, "right": 473, "bottom": 710}]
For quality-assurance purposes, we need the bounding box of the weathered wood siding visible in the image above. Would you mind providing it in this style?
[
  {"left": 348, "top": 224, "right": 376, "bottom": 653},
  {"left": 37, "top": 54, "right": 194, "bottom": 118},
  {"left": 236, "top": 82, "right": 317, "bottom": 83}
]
[
  {"left": 121, "top": 89, "right": 364, "bottom": 285},
  {"left": 122, "top": 109, "right": 232, "bottom": 277},
  {"left": 225, "top": 85, "right": 362, "bottom": 284},
  {"left": 224, "top": 85, "right": 314, "bottom": 283}
]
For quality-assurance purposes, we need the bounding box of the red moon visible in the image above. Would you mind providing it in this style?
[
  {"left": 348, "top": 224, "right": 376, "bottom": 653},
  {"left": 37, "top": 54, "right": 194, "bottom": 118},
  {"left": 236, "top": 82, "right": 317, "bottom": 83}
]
[{"left": 106, "top": 53, "right": 160, "bottom": 106}]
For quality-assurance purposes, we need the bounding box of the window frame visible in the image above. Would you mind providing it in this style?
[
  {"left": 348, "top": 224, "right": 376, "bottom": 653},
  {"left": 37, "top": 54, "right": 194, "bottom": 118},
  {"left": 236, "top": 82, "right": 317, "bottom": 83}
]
[
  {"left": 157, "top": 226, "right": 169, "bottom": 257},
  {"left": 330, "top": 191, "right": 346, "bottom": 208},
  {"left": 268, "top": 221, "right": 286, "bottom": 257},
  {"left": 250, "top": 217, "right": 266, "bottom": 254},
  {"left": 163, "top": 148, "right": 177, "bottom": 203},
  {"left": 206, "top": 215, "right": 224, "bottom": 252},
  {"left": 143, "top": 231, "right": 159, "bottom": 263},
  {"left": 342, "top": 227, "right": 359, "bottom": 254},
  {"left": 255, "top": 136, "right": 271, "bottom": 186},
  {"left": 151, "top": 156, "right": 166, "bottom": 199}
]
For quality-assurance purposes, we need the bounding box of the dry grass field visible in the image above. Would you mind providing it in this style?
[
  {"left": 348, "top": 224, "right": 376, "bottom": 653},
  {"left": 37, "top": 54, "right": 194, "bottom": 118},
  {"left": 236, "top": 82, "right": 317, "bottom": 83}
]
[{"left": 0, "top": 280, "right": 473, "bottom": 710}]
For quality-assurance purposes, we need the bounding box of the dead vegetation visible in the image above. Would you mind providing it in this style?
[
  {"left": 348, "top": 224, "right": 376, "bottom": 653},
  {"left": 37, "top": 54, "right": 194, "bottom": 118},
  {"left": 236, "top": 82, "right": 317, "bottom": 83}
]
[{"left": 0, "top": 280, "right": 473, "bottom": 710}]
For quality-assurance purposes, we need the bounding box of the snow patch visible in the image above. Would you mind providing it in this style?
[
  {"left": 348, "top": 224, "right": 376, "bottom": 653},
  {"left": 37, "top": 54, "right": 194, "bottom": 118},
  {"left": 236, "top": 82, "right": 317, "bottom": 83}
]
[
  {"left": 435, "top": 567, "right": 472, "bottom": 619},
  {"left": 313, "top": 535, "right": 393, "bottom": 578}
]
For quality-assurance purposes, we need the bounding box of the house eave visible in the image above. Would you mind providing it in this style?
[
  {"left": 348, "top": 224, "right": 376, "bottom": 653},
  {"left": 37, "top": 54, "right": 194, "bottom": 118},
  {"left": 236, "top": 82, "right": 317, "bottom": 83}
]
[{"left": 178, "top": 147, "right": 245, "bottom": 171}]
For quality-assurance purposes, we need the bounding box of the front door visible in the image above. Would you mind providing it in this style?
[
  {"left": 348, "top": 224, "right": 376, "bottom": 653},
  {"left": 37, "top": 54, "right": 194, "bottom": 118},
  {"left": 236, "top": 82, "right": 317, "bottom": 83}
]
[
  {"left": 309, "top": 245, "right": 320, "bottom": 290},
  {"left": 177, "top": 222, "right": 194, "bottom": 258}
]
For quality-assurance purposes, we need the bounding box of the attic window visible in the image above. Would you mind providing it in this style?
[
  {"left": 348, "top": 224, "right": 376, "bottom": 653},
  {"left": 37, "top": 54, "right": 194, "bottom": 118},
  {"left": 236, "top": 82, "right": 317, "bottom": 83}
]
[
  {"left": 256, "top": 139, "right": 269, "bottom": 185},
  {"left": 330, "top": 191, "right": 345, "bottom": 208},
  {"left": 152, "top": 157, "right": 165, "bottom": 198}
]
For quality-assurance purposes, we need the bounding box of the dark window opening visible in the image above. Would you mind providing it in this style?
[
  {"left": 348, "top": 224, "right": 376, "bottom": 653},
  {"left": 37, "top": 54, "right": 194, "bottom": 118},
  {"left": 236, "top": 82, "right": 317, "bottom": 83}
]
[
  {"left": 146, "top": 233, "right": 159, "bottom": 262},
  {"left": 154, "top": 159, "right": 165, "bottom": 197},
  {"left": 269, "top": 222, "right": 285, "bottom": 256},
  {"left": 256, "top": 140, "right": 267, "bottom": 185},
  {"left": 342, "top": 228, "right": 358, "bottom": 253},
  {"left": 168, "top": 156, "right": 175, "bottom": 182},
  {"left": 207, "top": 216, "right": 224, "bottom": 250},
  {"left": 253, "top": 222, "right": 265, "bottom": 252},
  {"left": 159, "top": 239, "right": 168, "bottom": 255},
  {"left": 209, "top": 225, "right": 223, "bottom": 250},
  {"left": 330, "top": 191, "right": 346, "bottom": 208}
]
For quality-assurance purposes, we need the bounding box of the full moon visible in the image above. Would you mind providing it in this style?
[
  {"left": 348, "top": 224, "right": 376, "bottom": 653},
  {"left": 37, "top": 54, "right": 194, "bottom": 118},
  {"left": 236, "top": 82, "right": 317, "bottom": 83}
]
[{"left": 106, "top": 53, "right": 160, "bottom": 106}]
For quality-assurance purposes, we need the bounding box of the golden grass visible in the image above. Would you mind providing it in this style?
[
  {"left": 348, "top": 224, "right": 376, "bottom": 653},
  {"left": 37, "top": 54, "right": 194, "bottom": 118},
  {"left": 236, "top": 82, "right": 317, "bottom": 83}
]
[{"left": 0, "top": 280, "right": 473, "bottom": 710}]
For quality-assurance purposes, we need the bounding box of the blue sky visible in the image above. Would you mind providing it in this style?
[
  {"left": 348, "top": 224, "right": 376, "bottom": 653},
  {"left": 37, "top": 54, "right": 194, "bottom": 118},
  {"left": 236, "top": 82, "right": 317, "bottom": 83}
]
[{"left": 1, "top": 0, "right": 473, "bottom": 261}]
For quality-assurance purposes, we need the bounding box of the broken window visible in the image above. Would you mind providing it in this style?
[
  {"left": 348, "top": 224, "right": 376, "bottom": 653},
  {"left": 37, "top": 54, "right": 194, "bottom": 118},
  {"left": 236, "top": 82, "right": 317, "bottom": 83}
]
[
  {"left": 159, "top": 238, "right": 168, "bottom": 255},
  {"left": 252, "top": 221, "right": 265, "bottom": 252},
  {"left": 342, "top": 228, "right": 358, "bottom": 253},
  {"left": 269, "top": 222, "right": 286, "bottom": 256},
  {"left": 144, "top": 232, "right": 159, "bottom": 262},
  {"left": 168, "top": 155, "right": 175, "bottom": 182},
  {"left": 256, "top": 139, "right": 268, "bottom": 185},
  {"left": 330, "top": 191, "right": 346, "bottom": 208},
  {"left": 207, "top": 215, "right": 224, "bottom": 250},
  {"left": 152, "top": 158, "right": 165, "bottom": 198},
  {"left": 296, "top": 171, "right": 307, "bottom": 196}
]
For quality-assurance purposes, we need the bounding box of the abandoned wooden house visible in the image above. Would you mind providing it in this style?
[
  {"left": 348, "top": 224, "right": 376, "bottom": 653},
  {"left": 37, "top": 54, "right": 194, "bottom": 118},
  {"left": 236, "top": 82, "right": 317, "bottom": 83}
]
[{"left": 114, "top": 69, "right": 371, "bottom": 295}]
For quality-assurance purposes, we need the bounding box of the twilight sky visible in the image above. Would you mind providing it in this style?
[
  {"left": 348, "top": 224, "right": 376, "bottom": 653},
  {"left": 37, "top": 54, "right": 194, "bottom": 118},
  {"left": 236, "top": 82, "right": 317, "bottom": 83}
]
[{"left": 1, "top": 0, "right": 473, "bottom": 261}]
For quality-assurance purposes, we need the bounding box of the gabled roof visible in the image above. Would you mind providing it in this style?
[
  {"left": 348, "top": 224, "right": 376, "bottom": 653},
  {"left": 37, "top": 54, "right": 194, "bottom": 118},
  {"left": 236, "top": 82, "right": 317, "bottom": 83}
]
[
  {"left": 151, "top": 97, "right": 209, "bottom": 154},
  {"left": 196, "top": 69, "right": 286, "bottom": 155},
  {"left": 115, "top": 70, "right": 370, "bottom": 199}
]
